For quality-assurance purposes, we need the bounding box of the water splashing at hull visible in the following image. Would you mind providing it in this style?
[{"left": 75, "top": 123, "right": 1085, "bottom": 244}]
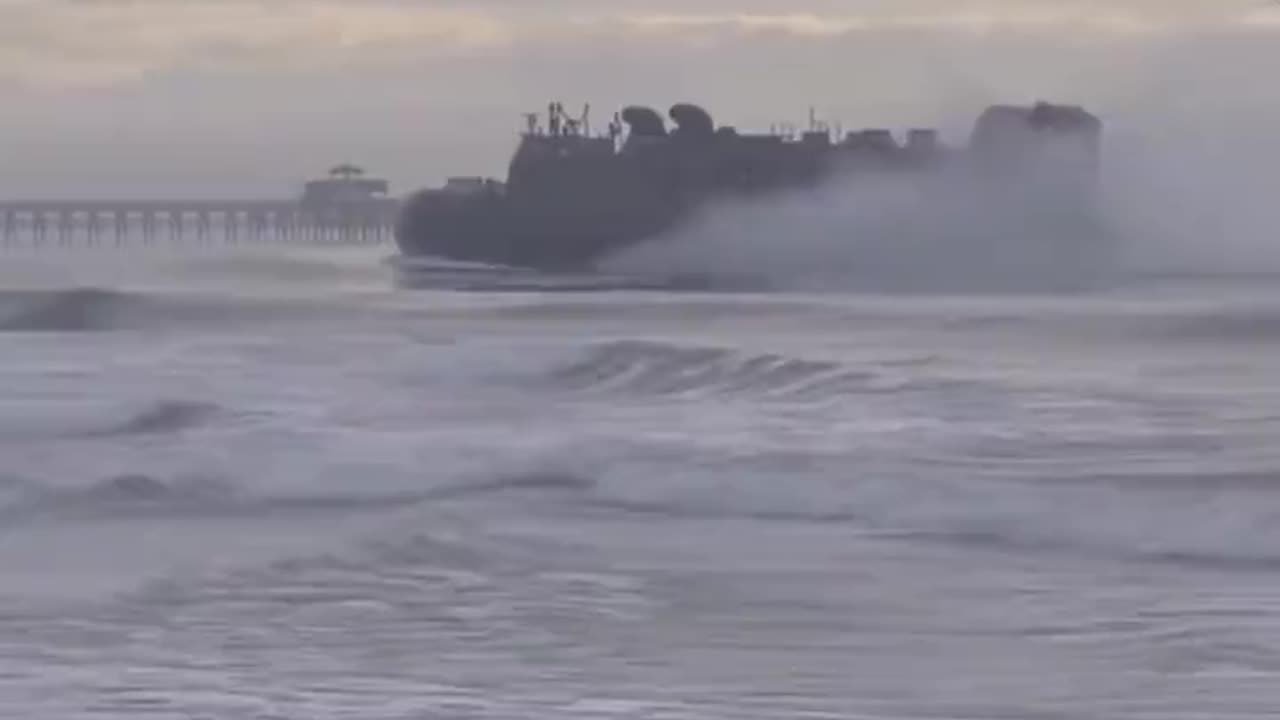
[{"left": 600, "top": 161, "right": 1115, "bottom": 293}]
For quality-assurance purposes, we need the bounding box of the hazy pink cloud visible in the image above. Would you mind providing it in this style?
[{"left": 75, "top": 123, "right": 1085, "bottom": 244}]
[
  {"left": 0, "top": 0, "right": 1275, "bottom": 197},
  {"left": 1, "top": 0, "right": 1268, "bottom": 91}
]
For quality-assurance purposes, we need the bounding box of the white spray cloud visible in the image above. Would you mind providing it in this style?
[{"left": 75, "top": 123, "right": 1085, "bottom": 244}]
[
  {"left": 592, "top": 20, "right": 1280, "bottom": 290},
  {"left": 600, "top": 138, "right": 1112, "bottom": 293}
]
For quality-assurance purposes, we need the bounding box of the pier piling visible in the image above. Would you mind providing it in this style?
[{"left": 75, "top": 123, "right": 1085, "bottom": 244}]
[{"left": 0, "top": 167, "right": 400, "bottom": 250}]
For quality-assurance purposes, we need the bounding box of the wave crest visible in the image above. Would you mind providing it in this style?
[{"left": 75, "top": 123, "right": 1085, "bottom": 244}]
[
  {"left": 86, "top": 400, "right": 222, "bottom": 438},
  {"left": 545, "top": 339, "right": 903, "bottom": 400},
  {"left": 0, "top": 288, "right": 133, "bottom": 332},
  {"left": 1159, "top": 304, "right": 1280, "bottom": 343}
]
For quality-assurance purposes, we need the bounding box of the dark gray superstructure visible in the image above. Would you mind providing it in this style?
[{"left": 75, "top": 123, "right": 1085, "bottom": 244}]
[{"left": 394, "top": 101, "right": 1105, "bottom": 277}]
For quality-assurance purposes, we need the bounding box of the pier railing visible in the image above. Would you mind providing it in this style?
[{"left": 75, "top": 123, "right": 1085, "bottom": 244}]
[{"left": 0, "top": 198, "right": 400, "bottom": 248}]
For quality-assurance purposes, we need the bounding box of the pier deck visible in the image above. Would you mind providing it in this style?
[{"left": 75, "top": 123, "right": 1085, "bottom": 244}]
[
  {"left": 0, "top": 198, "right": 399, "bottom": 247},
  {"left": 1, "top": 166, "right": 402, "bottom": 248}
]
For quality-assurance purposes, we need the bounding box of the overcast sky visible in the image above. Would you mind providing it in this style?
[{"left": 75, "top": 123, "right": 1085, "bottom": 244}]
[{"left": 1, "top": 0, "right": 1277, "bottom": 198}]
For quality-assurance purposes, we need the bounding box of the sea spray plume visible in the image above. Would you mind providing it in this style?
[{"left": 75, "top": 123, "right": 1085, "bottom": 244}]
[
  {"left": 600, "top": 104, "right": 1112, "bottom": 293},
  {"left": 909, "top": 17, "right": 1280, "bottom": 277},
  {"left": 1093, "top": 26, "right": 1280, "bottom": 276},
  {"left": 597, "top": 21, "right": 1280, "bottom": 289}
]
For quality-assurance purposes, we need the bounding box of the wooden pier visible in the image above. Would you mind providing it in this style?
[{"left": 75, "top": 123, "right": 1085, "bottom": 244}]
[{"left": 0, "top": 166, "right": 400, "bottom": 249}]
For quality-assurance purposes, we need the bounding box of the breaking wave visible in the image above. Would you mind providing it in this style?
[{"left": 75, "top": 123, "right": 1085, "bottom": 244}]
[
  {"left": 0, "top": 288, "right": 136, "bottom": 332},
  {"left": 0, "top": 287, "right": 254, "bottom": 333},
  {"left": 1157, "top": 303, "right": 1280, "bottom": 343},
  {"left": 0, "top": 467, "right": 602, "bottom": 530},
  {"left": 0, "top": 285, "right": 382, "bottom": 333},
  {"left": 85, "top": 400, "right": 222, "bottom": 438},
  {"left": 0, "top": 472, "right": 240, "bottom": 525},
  {"left": 541, "top": 338, "right": 949, "bottom": 401},
  {"left": 423, "top": 471, "right": 597, "bottom": 501},
  {"left": 564, "top": 447, "right": 1280, "bottom": 573}
]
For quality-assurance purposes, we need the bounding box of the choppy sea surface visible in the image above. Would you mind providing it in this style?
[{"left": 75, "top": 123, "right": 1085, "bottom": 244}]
[{"left": 2, "top": 245, "right": 1280, "bottom": 719}]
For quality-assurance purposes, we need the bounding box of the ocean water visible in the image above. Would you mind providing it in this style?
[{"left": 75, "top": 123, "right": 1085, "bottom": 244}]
[{"left": 2, "top": 245, "right": 1280, "bottom": 719}]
